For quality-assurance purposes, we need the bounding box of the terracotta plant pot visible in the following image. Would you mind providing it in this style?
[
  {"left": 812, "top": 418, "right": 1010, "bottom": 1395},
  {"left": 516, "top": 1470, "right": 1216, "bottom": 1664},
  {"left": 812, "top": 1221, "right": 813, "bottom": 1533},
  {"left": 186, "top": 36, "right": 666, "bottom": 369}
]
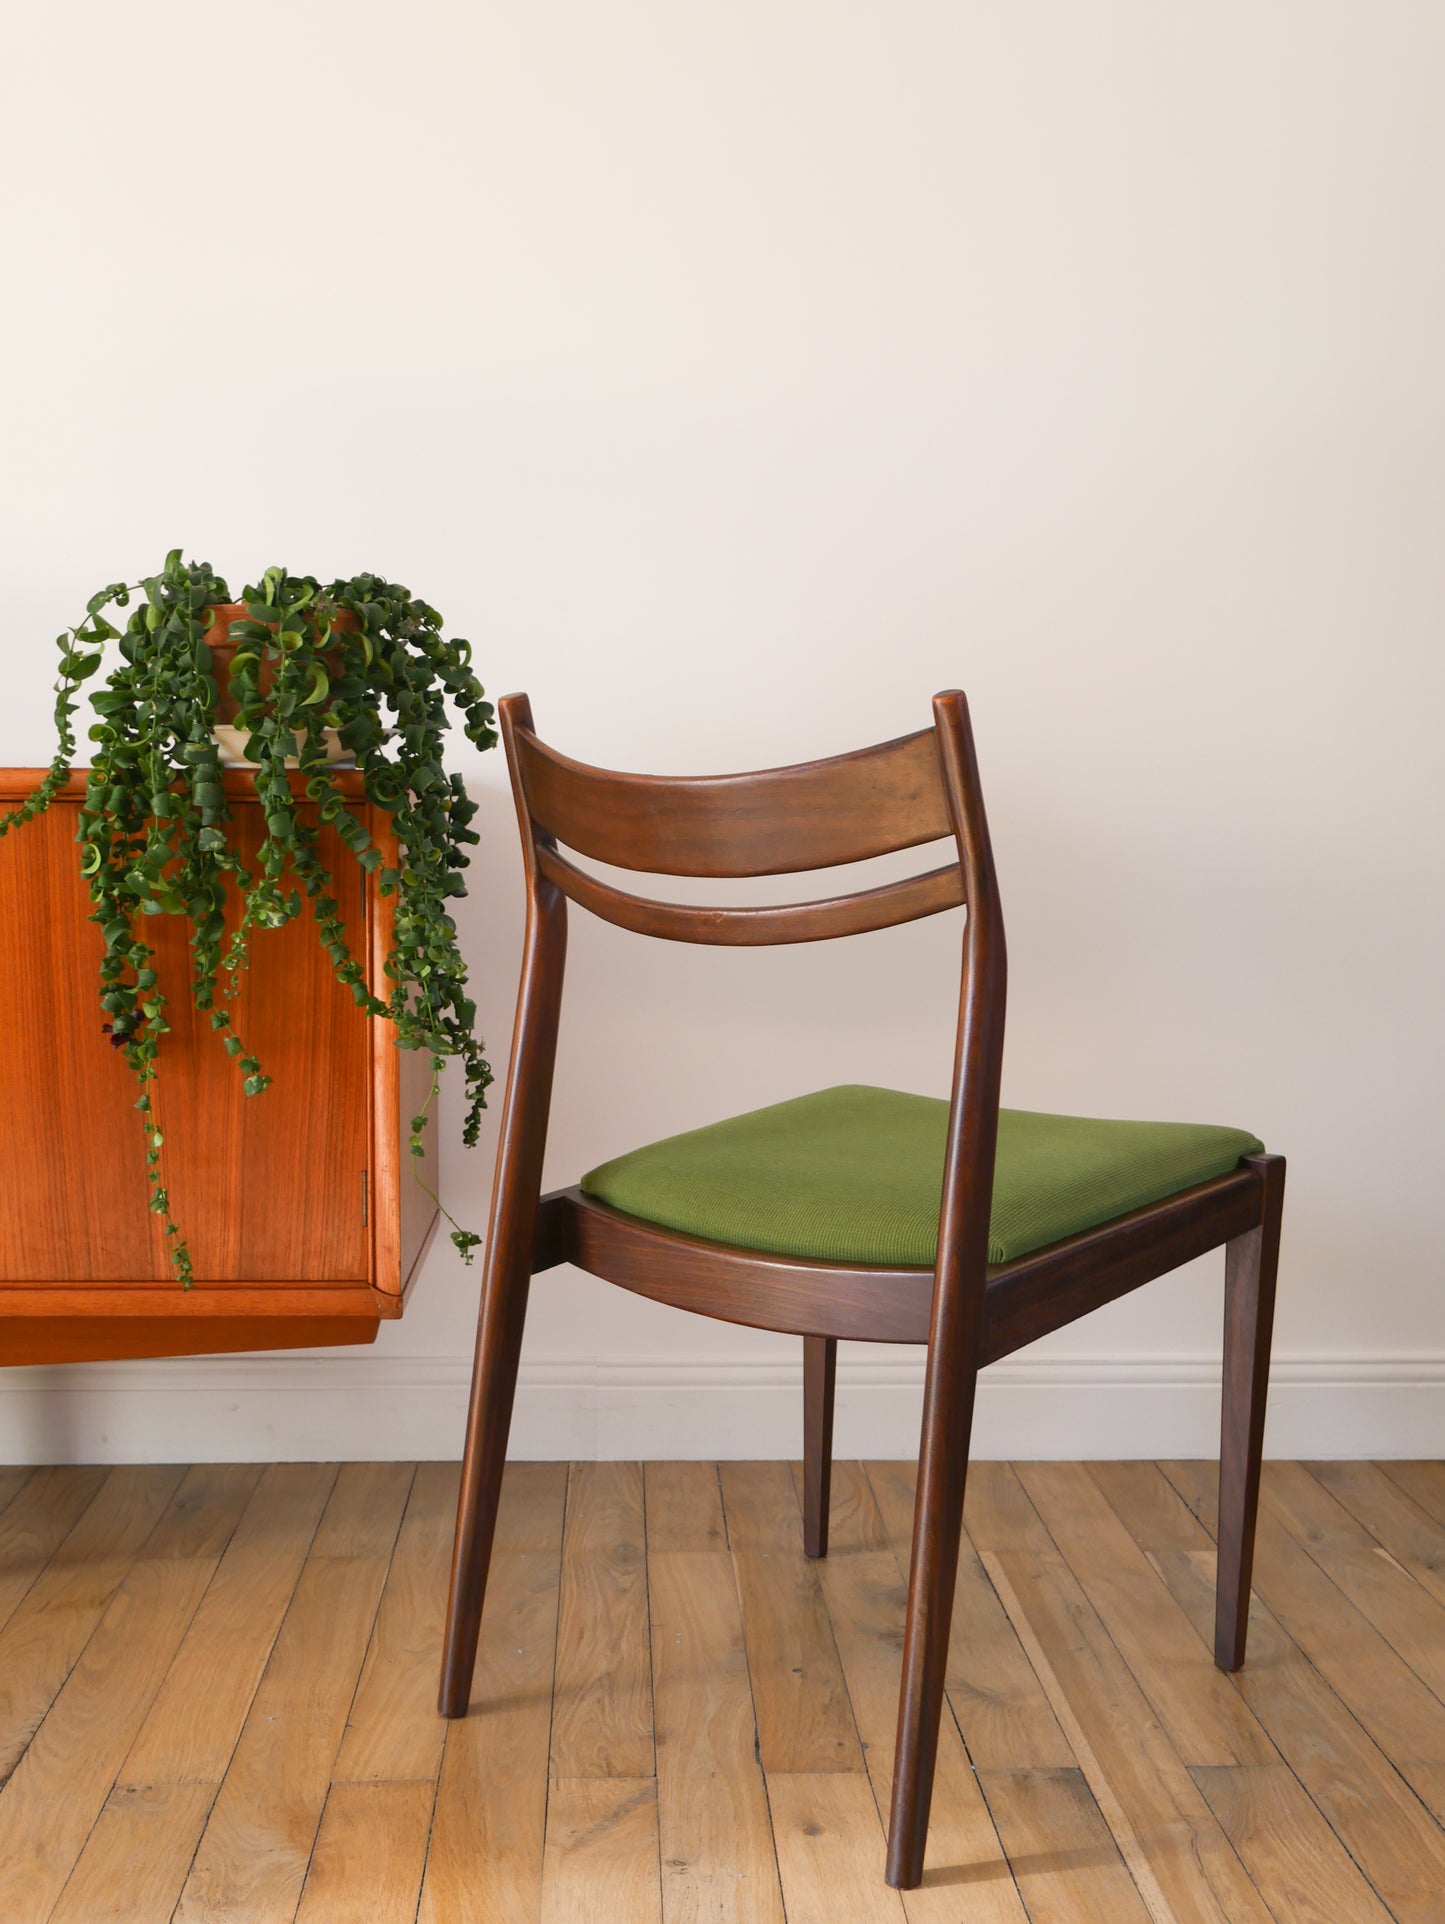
[{"left": 203, "top": 602, "right": 359, "bottom": 767}]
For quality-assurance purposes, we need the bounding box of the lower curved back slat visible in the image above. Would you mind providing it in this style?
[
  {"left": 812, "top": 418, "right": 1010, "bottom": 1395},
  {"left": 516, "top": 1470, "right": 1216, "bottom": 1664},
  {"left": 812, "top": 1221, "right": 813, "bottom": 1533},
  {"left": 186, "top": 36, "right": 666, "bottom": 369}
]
[{"left": 535, "top": 845, "right": 964, "bottom": 944}]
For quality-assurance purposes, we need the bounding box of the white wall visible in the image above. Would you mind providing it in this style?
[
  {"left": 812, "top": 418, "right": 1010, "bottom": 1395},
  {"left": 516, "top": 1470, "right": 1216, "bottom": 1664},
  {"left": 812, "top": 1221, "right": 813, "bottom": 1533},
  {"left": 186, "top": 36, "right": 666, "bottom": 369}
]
[{"left": 2, "top": 1, "right": 1442, "bottom": 1462}]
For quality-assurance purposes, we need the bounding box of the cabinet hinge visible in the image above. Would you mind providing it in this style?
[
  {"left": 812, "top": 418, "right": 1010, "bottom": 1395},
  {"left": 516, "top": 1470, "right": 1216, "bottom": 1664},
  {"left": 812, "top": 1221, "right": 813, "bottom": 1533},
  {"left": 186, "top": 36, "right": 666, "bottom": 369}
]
[{"left": 361, "top": 1168, "right": 369, "bottom": 1226}]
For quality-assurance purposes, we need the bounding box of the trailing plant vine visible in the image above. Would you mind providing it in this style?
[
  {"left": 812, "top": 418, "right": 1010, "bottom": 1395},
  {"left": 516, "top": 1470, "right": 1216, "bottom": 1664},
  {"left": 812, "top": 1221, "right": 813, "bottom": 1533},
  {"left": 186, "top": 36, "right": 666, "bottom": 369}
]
[{"left": 0, "top": 551, "right": 497, "bottom": 1284}]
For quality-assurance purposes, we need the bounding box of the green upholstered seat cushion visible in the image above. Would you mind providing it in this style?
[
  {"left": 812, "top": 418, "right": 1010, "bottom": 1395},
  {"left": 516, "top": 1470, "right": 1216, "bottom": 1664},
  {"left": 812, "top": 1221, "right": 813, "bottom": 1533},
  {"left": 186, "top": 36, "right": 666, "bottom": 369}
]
[{"left": 580, "top": 1085, "right": 1263, "bottom": 1267}]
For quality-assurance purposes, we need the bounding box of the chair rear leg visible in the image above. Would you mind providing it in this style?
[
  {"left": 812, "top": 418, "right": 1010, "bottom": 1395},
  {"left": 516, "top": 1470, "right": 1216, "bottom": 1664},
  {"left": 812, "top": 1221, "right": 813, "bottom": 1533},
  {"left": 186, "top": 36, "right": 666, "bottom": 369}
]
[
  {"left": 1215, "top": 1152, "right": 1286, "bottom": 1672},
  {"left": 438, "top": 1247, "right": 533, "bottom": 1716},
  {"left": 438, "top": 857, "right": 566, "bottom": 1719},
  {"left": 886, "top": 1356, "right": 980, "bottom": 1888},
  {"left": 803, "top": 1335, "right": 837, "bottom": 1559}
]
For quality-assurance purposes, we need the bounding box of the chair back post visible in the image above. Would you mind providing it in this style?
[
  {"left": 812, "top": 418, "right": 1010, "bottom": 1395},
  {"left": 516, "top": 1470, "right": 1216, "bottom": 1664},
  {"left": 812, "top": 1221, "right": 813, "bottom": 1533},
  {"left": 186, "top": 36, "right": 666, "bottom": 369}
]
[
  {"left": 933, "top": 687, "right": 1008, "bottom": 1321},
  {"left": 486, "top": 692, "right": 571, "bottom": 1279}
]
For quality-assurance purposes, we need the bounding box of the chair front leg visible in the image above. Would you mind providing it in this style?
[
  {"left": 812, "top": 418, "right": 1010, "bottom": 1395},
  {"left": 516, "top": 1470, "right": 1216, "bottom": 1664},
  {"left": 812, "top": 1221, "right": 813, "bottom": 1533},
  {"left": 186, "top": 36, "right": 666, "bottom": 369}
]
[
  {"left": 1215, "top": 1152, "right": 1286, "bottom": 1671},
  {"left": 802, "top": 1335, "right": 837, "bottom": 1559},
  {"left": 886, "top": 1350, "right": 981, "bottom": 1888}
]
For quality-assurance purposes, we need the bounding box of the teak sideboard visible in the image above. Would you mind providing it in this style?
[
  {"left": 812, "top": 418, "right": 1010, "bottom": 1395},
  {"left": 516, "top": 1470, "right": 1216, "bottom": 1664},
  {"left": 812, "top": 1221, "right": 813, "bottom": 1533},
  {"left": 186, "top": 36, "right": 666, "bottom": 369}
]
[{"left": 0, "top": 769, "right": 438, "bottom": 1365}]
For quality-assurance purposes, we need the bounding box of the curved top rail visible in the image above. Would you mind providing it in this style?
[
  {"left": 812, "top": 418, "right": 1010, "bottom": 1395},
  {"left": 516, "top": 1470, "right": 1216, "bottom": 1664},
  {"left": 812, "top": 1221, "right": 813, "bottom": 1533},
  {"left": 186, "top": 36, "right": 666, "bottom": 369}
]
[{"left": 510, "top": 722, "right": 953, "bottom": 878}]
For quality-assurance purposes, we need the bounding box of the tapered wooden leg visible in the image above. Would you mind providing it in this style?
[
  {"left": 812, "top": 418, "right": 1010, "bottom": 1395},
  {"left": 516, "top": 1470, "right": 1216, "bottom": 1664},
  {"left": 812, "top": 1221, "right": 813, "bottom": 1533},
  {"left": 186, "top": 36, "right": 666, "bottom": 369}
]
[
  {"left": 438, "top": 1249, "right": 533, "bottom": 1716},
  {"left": 802, "top": 1335, "right": 837, "bottom": 1559},
  {"left": 886, "top": 1355, "right": 981, "bottom": 1887},
  {"left": 438, "top": 857, "right": 567, "bottom": 1719},
  {"left": 1215, "top": 1153, "right": 1285, "bottom": 1672}
]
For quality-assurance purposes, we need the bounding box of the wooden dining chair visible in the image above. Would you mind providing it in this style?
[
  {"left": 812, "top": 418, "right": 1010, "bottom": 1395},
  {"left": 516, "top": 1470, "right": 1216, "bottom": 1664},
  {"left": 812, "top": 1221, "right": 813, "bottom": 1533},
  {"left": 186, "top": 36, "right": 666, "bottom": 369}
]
[{"left": 438, "top": 689, "right": 1285, "bottom": 1890}]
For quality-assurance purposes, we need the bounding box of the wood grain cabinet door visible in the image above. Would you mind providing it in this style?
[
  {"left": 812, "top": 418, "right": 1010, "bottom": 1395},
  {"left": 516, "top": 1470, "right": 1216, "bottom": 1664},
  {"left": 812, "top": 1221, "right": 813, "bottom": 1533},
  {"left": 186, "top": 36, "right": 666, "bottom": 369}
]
[{"left": 0, "top": 794, "right": 372, "bottom": 1287}]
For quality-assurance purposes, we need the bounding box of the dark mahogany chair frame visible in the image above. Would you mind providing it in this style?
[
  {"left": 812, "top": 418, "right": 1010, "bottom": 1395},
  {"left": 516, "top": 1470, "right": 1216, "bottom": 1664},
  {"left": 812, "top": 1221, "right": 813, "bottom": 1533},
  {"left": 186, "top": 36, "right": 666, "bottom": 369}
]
[{"left": 439, "top": 689, "right": 1285, "bottom": 1890}]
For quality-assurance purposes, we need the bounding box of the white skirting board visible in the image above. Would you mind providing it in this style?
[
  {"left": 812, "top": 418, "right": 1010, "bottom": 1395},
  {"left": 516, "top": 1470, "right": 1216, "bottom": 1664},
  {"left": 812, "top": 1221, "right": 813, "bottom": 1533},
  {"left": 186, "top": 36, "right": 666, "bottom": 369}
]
[{"left": 0, "top": 1350, "right": 1441, "bottom": 1464}]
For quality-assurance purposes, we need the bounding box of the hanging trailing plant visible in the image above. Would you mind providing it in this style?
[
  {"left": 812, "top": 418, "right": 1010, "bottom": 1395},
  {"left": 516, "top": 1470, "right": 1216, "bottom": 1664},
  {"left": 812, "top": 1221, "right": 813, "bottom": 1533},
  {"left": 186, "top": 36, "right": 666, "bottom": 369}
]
[{"left": 0, "top": 551, "right": 498, "bottom": 1284}]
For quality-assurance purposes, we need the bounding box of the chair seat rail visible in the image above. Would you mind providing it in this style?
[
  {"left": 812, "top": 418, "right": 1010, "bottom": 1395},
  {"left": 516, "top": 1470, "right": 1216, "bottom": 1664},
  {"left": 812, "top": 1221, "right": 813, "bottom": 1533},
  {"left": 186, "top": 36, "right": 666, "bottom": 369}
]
[{"left": 531, "top": 1160, "right": 1264, "bottom": 1360}]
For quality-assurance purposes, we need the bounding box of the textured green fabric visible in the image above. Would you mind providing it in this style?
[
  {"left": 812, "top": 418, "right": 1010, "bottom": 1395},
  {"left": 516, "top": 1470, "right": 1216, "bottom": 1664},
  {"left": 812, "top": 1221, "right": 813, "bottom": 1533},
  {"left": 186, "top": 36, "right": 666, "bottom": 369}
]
[{"left": 581, "top": 1085, "right": 1263, "bottom": 1267}]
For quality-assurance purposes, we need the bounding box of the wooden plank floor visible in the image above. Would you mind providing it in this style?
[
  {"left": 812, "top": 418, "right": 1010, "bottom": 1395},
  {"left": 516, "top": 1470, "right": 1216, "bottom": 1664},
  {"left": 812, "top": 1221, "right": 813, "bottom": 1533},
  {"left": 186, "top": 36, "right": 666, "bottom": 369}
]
[{"left": 1, "top": 1460, "right": 1443, "bottom": 1922}]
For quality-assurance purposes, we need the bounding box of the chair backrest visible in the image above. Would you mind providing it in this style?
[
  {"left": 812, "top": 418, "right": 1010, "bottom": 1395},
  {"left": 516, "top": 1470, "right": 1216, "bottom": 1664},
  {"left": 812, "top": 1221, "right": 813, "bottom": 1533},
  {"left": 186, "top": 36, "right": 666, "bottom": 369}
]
[
  {"left": 490, "top": 687, "right": 1008, "bottom": 1365},
  {"left": 502, "top": 692, "right": 991, "bottom": 948}
]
